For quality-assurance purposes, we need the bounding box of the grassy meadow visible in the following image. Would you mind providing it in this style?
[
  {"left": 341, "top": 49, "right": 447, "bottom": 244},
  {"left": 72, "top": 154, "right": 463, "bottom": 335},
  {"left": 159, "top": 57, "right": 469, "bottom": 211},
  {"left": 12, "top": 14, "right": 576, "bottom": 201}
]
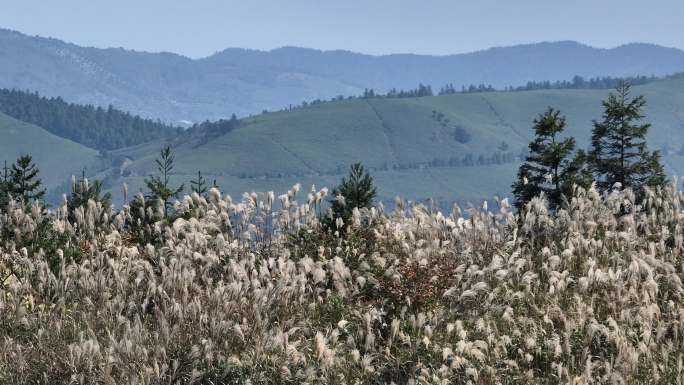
[{"left": 0, "top": 112, "right": 99, "bottom": 188}]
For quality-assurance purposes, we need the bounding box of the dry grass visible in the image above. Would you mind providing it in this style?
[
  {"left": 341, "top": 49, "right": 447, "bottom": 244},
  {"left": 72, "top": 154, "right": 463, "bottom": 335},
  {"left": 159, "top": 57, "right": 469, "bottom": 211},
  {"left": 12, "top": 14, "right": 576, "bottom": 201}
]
[{"left": 1, "top": 183, "right": 683, "bottom": 384}]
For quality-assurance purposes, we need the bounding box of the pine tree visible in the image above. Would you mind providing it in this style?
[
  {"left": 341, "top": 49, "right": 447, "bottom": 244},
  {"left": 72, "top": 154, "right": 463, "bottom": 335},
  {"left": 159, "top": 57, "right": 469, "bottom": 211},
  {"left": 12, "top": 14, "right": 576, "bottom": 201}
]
[
  {"left": 512, "top": 108, "right": 590, "bottom": 211},
  {"left": 588, "top": 82, "right": 666, "bottom": 197},
  {"left": 145, "top": 146, "right": 184, "bottom": 217},
  {"left": 190, "top": 170, "right": 208, "bottom": 195},
  {"left": 329, "top": 163, "right": 377, "bottom": 226},
  {"left": 8, "top": 155, "right": 45, "bottom": 204}
]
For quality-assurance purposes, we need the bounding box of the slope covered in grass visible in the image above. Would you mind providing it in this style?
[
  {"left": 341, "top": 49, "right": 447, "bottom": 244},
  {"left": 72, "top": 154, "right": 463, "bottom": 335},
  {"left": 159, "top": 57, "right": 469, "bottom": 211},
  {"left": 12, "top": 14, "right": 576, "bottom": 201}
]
[
  {"left": 0, "top": 111, "right": 99, "bottom": 189},
  {"left": 109, "top": 77, "right": 684, "bottom": 206}
]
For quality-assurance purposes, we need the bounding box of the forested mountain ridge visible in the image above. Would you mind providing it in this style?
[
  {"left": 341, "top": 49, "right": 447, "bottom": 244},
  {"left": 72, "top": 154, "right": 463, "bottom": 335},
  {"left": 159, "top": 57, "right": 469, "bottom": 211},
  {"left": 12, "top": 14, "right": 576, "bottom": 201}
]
[
  {"left": 2, "top": 28, "right": 684, "bottom": 122},
  {"left": 0, "top": 88, "right": 181, "bottom": 150}
]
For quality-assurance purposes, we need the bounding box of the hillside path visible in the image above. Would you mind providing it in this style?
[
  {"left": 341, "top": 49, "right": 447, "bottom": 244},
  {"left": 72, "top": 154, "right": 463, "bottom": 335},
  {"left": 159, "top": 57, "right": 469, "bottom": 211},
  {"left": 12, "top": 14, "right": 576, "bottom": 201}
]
[
  {"left": 267, "top": 137, "right": 319, "bottom": 174},
  {"left": 366, "top": 100, "right": 400, "bottom": 166},
  {"left": 480, "top": 96, "right": 527, "bottom": 141}
]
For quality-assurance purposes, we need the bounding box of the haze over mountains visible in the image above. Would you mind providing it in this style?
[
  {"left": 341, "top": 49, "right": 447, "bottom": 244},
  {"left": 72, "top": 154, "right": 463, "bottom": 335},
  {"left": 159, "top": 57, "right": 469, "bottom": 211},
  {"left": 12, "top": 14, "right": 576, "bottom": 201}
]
[
  {"left": 3, "top": 28, "right": 684, "bottom": 208},
  {"left": 2, "top": 28, "right": 684, "bottom": 123}
]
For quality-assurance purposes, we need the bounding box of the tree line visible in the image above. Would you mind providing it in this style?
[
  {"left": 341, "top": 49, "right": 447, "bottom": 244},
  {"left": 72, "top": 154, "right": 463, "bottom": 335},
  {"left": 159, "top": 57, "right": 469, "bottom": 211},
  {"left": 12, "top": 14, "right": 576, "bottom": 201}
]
[
  {"left": 0, "top": 88, "right": 182, "bottom": 151},
  {"left": 273, "top": 73, "right": 674, "bottom": 115},
  {"left": 509, "top": 74, "right": 659, "bottom": 92},
  {"left": 363, "top": 83, "right": 435, "bottom": 99},
  {"left": 182, "top": 114, "right": 240, "bottom": 146}
]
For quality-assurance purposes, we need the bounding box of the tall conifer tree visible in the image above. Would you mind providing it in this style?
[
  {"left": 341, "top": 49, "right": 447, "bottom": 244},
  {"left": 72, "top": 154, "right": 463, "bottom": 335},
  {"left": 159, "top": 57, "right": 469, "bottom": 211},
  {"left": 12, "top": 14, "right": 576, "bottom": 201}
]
[
  {"left": 9, "top": 155, "right": 45, "bottom": 204},
  {"left": 329, "top": 163, "right": 377, "bottom": 225},
  {"left": 588, "top": 82, "right": 666, "bottom": 197},
  {"left": 190, "top": 171, "right": 208, "bottom": 196},
  {"left": 512, "top": 108, "right": 589, "bottom": 211},
  {"left": 145, "top": 146, "right": 184, "bottom": 217}
]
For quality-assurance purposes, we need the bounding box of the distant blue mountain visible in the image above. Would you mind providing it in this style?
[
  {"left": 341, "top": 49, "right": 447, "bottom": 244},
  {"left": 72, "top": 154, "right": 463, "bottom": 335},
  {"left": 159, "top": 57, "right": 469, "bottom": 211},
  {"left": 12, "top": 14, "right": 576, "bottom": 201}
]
[{"left": 1, "top": 28, "right": 684, "bottom": 122}]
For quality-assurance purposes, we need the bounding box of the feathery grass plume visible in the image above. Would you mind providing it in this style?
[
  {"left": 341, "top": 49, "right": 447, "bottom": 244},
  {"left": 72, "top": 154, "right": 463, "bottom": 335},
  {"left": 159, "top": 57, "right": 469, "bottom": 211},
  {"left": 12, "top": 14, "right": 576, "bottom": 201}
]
[{"left": 0, "top": 180, "right": 683, "bottom": 383}]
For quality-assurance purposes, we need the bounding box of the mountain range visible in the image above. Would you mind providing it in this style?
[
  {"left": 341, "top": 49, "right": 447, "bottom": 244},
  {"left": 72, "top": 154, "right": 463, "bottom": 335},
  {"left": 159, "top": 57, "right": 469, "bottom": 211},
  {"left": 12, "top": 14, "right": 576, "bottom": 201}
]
[
  {"left": 2, "top": 29, "right": 684, "bottom": 208},
  {"left": 2, "top": 28, "right": 684, "bottom": 123}
]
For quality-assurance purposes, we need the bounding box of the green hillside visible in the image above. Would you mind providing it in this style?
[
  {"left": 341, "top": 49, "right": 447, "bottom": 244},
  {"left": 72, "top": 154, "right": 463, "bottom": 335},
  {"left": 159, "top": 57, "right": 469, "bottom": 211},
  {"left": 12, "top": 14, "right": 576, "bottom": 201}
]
[
  {"left": 105, "top": 77, "right": 684, "bottom": 206},
  {"left": 0, "top": 112, "right": 100, "bottom": 192}
]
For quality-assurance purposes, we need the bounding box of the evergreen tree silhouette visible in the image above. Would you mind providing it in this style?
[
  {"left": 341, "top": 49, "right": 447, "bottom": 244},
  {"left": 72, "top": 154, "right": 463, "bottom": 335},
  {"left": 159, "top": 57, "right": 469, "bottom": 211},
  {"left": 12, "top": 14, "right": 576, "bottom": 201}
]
[
  {"left": 9, "top": 155, "right": 45, "bottom": 204},
  {"left": 588, "top": 82, "right": 666, "bottom": 198},
  {"left": 512, "top": 108, "right": 590, "bottom": 211}
]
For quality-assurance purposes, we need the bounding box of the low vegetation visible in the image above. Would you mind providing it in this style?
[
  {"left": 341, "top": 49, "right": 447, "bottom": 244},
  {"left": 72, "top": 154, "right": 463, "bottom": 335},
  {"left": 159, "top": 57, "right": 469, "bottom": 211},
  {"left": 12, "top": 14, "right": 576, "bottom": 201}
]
[{"left": 1, "top": 166, "right": 684, "bottom": 384}]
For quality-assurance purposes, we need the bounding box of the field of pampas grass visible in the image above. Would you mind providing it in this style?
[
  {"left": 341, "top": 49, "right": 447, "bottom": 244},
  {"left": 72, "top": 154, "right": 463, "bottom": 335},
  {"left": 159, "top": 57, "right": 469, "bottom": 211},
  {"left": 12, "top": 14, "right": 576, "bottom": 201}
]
[{"left": 1, "top": 182, "right": 684, "bottom": 384}]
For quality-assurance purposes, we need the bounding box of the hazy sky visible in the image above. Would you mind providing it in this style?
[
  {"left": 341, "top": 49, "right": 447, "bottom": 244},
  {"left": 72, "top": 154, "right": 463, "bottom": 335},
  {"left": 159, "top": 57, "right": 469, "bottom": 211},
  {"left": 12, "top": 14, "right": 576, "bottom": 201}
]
[{"left": 1, "top": 0, "right": 683, "bottom": 58}]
